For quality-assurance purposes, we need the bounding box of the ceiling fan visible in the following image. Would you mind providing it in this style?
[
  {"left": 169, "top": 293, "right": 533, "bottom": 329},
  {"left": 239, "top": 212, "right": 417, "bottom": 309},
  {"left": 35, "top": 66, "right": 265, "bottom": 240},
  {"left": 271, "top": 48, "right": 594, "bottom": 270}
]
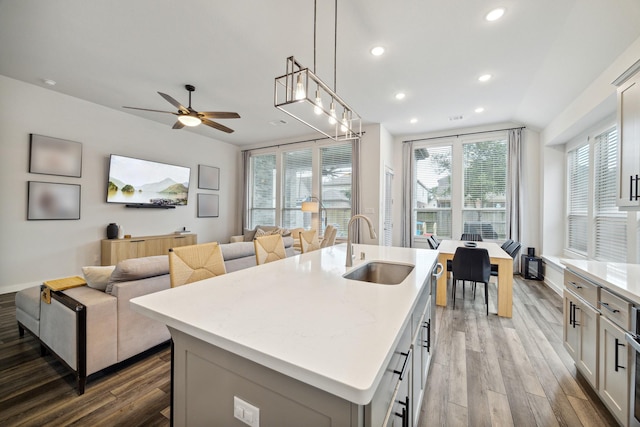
[{"left": 123, "top": 84, "right": 240, "bottom": 133}]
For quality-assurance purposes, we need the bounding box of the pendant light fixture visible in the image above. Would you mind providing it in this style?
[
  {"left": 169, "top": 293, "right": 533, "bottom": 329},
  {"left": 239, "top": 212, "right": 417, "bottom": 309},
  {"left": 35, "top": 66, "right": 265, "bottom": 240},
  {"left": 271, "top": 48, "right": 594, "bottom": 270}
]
[{"left": 274, "top": 0, "right": 361, "bottom": 141}]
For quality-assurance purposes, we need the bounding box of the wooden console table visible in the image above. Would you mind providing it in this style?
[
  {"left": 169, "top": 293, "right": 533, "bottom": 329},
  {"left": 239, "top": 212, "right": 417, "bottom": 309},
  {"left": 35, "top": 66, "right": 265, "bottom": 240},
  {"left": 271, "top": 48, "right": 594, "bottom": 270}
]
[{"left": 101, "top": 233, "right": 197, "bottom": 265}]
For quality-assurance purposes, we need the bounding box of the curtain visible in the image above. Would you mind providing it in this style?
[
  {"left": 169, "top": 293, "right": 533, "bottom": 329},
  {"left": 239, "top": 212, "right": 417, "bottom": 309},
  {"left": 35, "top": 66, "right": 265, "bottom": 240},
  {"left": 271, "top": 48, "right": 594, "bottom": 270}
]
[
  {"left": 241, "top": 150, "right": 251, "bottom": 234},
  {"left": 351, "top": 138, "right": 361, "bottom": 243},
  {"left": 506, "top": 128, "right": 522, "bottom": 272},
  {"left": 401, "top": 141, "right": 414, "bottom": 247}
]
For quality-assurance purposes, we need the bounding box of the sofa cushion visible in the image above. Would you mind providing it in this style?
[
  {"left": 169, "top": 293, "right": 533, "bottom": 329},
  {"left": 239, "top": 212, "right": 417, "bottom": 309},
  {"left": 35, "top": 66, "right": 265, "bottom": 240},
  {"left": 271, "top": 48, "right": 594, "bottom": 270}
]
[
  {"left": 221, "top": 241, "right": 256, "bottom": 261},
  {"left": 82, "top": 265, "right": 116, "bottom": 291},
  {"left": 106, "top": 255, "right": 169, "bottom": 294}
]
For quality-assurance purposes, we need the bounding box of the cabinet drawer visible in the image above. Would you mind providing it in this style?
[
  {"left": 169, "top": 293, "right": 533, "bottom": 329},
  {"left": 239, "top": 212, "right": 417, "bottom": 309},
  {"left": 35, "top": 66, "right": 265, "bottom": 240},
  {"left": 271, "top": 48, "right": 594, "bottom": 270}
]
[
  {"left": 565, "top": 270, "right": 599, "bottom": 308},
  {"left": 599, "top": 288, "right": 631, "bottom": 330}
]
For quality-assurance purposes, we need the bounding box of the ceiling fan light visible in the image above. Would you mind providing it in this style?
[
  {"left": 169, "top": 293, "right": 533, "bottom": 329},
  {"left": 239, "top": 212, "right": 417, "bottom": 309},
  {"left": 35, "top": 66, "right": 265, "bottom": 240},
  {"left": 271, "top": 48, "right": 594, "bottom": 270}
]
[{"left": 178, "top": 115, "right": 202, "bottom": 127}]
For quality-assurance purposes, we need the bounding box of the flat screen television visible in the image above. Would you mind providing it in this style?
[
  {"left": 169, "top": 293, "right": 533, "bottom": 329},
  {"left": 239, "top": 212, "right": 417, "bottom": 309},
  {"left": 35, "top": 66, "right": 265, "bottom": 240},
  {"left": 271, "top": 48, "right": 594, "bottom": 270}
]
[{"left": 106, "top": 154, "right": 191, "bottom": 206}]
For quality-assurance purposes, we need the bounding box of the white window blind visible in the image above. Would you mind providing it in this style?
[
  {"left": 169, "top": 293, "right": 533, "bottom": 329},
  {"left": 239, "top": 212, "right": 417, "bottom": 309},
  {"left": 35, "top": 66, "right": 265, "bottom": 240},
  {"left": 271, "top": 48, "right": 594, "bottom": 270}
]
[
  {"left": 567, "top": 144, "right": 589, "bottom": 253},
  {"left": 320, "top": 144, "right": 352, "bottom": 238},
  {"left": 282, "top": 149, "right": 312, "bottom": 229},
  {"left": 249, "top": 153, "right": 276, "bottom": 228},
  {"left": 462, "top": 139, "right": 507, "bottom": 240},
  {"left": 414, "top": 145, "right": 452, "bottom": 239},
  {"left": 594, "top": 128, "right": 626, "bottom": 261}
]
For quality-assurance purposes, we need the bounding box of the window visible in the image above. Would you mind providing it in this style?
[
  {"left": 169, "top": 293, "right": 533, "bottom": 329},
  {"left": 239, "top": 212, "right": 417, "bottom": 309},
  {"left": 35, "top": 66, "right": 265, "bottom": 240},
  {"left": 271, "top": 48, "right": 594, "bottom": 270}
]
[
  {"left": 414, "top": 145, "right": 452, "bottom": 238},
  {"left": 248, "top": 153, "right": 276, "bottom": 229},
  {"left": 282, "top": 149, "right": 312, "bottom": 229},
  {"left": 246, "top": 142, "right": 353, "bottom": 237},
  {"left": 321, "top": 144, "right": 352, "bottom": 238},
  {"left": 567, "top": 144, "right": 589, "bottom": 254},
  {"left": 593, "top": 128, "right": 626, "bottom": 261},
  {"left": 462, "top": 139, "right": 507, "bottom": 240}
]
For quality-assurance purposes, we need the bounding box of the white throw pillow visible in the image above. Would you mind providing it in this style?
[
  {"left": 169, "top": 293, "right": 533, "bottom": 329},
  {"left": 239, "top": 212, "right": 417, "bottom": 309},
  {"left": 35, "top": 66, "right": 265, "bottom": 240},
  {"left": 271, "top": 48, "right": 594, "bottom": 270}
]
[{"left": 82, "top": 265, "right": 116, "bottom": 291}]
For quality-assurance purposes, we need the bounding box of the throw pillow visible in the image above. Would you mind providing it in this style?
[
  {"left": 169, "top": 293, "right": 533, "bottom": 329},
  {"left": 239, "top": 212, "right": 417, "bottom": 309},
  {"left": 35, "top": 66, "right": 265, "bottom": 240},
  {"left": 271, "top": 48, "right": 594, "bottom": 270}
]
[
  {"left": 254, "top": 228, "right": 270, "bottom": 238},
  {"left": 106, "top": 255, "right": 169, "bottom": 294},
  {"left": 82, "top": 265, "right": 116, "bottom": 291},
  {"left": 243, "top": 228, "right": 257, "bottom": 242}
]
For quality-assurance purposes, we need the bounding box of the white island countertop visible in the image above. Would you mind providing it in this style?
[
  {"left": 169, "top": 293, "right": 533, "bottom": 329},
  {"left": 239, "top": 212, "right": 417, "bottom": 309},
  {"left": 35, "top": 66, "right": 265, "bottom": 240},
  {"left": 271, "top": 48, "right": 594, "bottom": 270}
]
[
  {"left": 562, "top": 259, "right": 640, "bottom": 303},
  {"left": 131, "top": 243, "right": 439, "bottom": 405}
]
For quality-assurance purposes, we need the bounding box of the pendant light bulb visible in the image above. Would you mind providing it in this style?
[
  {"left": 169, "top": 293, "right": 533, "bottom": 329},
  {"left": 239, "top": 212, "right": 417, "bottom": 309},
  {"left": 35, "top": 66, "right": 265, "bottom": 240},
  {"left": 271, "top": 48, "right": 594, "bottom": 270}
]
[
  {"left": 314, "top": 89, "right": 323, "bottom": 115},
  {"left": 295, "top": 73, "right": 306, "bottom": 100},
  {"left": 340, "top": 110, "right": 349, "bottom": 132},
  {"left": 328, "top": 101, "right": 337, "bottom": 125}
]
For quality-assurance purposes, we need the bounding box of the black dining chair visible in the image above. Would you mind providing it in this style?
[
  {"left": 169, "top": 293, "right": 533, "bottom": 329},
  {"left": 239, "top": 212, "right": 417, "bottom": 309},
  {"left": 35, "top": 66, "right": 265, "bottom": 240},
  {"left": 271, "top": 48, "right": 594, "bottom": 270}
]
[
  {"left": 460, "top": 233, "right": 483, "bottom": 241},
  {"left": 451, "top": 247, "right": 491, "bottom": 315},
  {"left": 491, "top": 240, "right": 522, "bottom": 277},
  {"left": 500, "top": 239, "right": 514, "bottom": 251},
  {"left": 426, "top": 235, "right": 439, "bottom": 250}
]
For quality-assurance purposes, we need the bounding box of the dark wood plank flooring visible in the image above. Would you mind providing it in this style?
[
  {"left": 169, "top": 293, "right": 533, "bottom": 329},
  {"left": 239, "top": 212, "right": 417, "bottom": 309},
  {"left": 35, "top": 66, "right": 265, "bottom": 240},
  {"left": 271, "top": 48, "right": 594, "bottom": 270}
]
[{"left": 0, "top": 276, "right": 620, "bottom": 426}]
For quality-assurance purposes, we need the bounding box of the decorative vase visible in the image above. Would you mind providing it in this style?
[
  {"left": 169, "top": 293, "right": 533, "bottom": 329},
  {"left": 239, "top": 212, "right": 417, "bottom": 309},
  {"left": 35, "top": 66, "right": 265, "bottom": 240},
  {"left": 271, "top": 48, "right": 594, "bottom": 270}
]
[
  {"left": 107, "top": 223, "right": 118, "bottom": 239},
  {"left": 117, "top": 225, "right": 124, "bottom": 239}
]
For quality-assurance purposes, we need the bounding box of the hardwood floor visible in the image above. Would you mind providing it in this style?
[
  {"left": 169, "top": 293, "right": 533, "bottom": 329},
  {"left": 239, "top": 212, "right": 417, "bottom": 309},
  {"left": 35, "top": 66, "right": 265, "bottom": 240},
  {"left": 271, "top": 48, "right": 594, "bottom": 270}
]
[{"left": 0, "top": 277, "right": 620, "bottom": 426}]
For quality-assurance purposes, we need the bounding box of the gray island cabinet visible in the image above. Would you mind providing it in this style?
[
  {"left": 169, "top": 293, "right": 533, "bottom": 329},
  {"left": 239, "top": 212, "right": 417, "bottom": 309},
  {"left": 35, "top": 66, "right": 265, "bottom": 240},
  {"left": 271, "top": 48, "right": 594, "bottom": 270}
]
[{"left": 132, "top": 244, "right": 440, "bottom": 427}]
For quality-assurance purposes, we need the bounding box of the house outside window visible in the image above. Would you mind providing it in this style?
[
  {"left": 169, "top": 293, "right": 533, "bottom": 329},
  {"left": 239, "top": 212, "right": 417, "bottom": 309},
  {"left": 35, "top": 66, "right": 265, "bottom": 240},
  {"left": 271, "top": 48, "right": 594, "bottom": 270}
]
[{"left": 248, "top": 153, "right": 276, "bottom": 228}]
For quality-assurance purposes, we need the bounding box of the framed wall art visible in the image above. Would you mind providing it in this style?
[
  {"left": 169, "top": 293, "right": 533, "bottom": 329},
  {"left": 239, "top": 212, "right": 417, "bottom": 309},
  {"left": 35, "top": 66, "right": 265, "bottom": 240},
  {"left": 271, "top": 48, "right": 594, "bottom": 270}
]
[
  {"left": 197, "top": 193, "right": 219, "bottom": 218},
  {"left": 27, "top": 181, "right": 81, "bottom": 220},
  {"left": 29, "top": 134, "right": 83, "bottom": 177},
  {"left": 198, "top": 164, "right": 219, "bottom": 190}
]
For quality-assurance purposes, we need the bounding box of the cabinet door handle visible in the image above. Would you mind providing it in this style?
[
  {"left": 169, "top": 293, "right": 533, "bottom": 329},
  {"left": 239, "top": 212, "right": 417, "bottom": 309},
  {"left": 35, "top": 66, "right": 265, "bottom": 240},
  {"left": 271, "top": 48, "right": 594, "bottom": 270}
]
[
  {"left": 631, "top": 174, "right": 639, "bottom": 202},
  {"left": 573, "top": 304, "right": 580, "bottom": 327},
  {"left": 599, "top": 302, "right": 620, "bottom": 314},
  {"left": 567, "top": 281, "right": 583, "bottom": 290},
  {"left": 615, "top": 338, "right": 626, "bottom": 372},
  {"left": 569, "top": 301, "right": 574, "bottom": 327},
  {"left": 394, "top": 396, "right": 409, "bottom": 427},
  {"left": 393, "top": 349, "right": 412, "bottom": 380},
  {"left": 423, "top": 320, "right": 431, "bottom": 352}
]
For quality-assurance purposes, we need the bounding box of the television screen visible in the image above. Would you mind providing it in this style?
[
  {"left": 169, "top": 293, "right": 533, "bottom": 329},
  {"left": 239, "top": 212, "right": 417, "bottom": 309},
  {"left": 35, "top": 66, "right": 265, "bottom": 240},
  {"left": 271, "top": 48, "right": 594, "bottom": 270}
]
[{"left": 107, "top": 154, "right": 191, "bottom": 206}]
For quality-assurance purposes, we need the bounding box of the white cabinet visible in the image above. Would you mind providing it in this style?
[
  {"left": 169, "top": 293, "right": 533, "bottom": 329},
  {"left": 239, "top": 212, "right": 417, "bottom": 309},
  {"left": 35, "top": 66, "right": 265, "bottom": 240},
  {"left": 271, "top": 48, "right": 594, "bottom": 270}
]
[
  {"left": 563, "top": 289, "right": 599, "bottom": 388},
  {"left": 617, "top": 71, "right": 640, "bottom": 210},
  {"left": 599, "top": 315, "right": 630, "bottom": 426}
]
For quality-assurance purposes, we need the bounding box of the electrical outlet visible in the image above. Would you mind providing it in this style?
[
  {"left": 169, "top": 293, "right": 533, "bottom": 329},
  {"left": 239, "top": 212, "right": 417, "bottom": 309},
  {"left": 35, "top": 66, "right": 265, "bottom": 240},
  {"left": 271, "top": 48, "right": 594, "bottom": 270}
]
[{"left": 234, "top": 396, "right": 259, "bottom": 427}]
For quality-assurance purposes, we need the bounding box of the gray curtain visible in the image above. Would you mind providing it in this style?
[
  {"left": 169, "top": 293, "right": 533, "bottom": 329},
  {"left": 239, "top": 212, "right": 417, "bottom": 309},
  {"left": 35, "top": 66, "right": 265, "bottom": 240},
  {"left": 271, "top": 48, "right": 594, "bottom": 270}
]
[
  {"left": 351, "top": 138, "right": 361, "bottom": 242},
  {"left": 401, "top": 141, "right": 414, "bottom": 247},
  {"left": 241, "top": 150, "right": 251, "bottom": 233},
  {"left": 506, "top": 128, "right": 522, "bottom": 271}
]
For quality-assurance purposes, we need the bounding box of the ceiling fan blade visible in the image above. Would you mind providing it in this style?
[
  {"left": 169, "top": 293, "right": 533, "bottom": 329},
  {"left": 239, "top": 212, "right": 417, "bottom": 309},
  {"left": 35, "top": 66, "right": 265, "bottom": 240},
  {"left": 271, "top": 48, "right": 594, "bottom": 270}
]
[
  {"left": 172, "top": 120, "right": 185, "bottom": 130},
  {"left": 122, "top": 106, "right": 177, "bottom": 114},
  {"left": 201, "top": 118, "right": 234, "bottom": 133},
  {"left": 199, "top": 112, "right": 241, "bottom": 119},
  {"left": 158, "top": 92, "right": 189, "bottom": 114}
]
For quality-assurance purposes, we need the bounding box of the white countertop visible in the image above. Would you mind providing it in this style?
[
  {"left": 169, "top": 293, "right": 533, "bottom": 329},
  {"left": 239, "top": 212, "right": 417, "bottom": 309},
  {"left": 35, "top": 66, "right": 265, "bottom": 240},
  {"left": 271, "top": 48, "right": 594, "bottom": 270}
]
[
  {"left": 131, "top": 244, "right": 438, "bottom": 405},
  {"left": 562, "top": 259, "right": 640, "bottom": 303}
]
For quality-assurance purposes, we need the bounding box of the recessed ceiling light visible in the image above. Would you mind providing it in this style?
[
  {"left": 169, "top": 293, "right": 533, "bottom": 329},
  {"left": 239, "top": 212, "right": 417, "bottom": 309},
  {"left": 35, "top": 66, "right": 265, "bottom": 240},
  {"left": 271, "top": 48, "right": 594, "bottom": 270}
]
[
  {"left": 485, "top": 8, "right": 505, "bottom": 21},
  {"left": 410, "top": 118, "right": 418, "bottom": 124},
  {"left": 478, "top": 74, "right": 492, "bottom": 82},
  {"left": 475, "top": 107, "right": 485, "bottom": 113},
  {"left": 42, "top": 78, "right": 56, "bottom": 86},
  {"left": 370, "top": 46, "right": 385, "bottom": 56},
  {"left": 395, "top": 92, "right": 406, "bottom": 100}
]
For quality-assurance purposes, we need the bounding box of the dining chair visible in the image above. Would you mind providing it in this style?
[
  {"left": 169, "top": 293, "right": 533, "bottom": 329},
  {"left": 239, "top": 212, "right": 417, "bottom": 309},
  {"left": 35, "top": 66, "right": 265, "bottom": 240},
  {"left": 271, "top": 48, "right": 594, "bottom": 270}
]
[
  {"left": 451, "top": 247, "right": 491, "bottom": 315},
  {"left": 289, "top": 227, "right": 304, "bottom": 252},
  {"left": 491, "top": 240, "right": 522, "bottom": 278},
  {"left": 427, "top": 235, "right": 438, "bottom": 250},
  {"left": 254, "top": 234, "right": 287, "bottom": 264},
  {"left": 460, "top": 233, "right": 483, "bottom": 241},
  {"left": 500, "top": 239, "right": 514, "bottom": 251},
  {"left": 320, "top": 225, "right": 337, "bottom": 248},
  {"left": 300, "top": 229, "right": 321, "bottom": 253},
  {"left": 169, "top": 242, "right": 226, "bottom": 287}
]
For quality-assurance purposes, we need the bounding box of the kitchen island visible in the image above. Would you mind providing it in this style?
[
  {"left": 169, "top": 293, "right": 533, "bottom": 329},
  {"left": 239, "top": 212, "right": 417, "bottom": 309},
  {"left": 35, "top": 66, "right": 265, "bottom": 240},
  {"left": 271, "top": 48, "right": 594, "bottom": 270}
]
[{"left": 131, "top": 244, "right": 439, "bottom": 427}]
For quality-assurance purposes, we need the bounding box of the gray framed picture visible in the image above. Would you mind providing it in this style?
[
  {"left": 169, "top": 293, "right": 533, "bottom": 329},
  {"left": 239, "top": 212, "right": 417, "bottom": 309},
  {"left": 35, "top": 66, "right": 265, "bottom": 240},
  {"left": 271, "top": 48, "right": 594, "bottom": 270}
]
[
  {"left": 29, "top": 134, "right": 83, "bottom": 177},
  {"left": 28, "top": 181, "right": 81, "bottom": 220},
  {"left": 197, "top": 193, "right": 219, "bottom": 218},
  {"left": 198, "top": 164, "right": 219, "bottom": 190}
]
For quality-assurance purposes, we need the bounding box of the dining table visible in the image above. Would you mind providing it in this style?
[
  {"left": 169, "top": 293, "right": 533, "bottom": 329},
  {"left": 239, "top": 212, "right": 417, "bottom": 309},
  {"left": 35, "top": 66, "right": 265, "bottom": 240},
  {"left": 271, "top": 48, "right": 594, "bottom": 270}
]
[{"left": 435, "top": 240, "right": 513, "bottom": 317}]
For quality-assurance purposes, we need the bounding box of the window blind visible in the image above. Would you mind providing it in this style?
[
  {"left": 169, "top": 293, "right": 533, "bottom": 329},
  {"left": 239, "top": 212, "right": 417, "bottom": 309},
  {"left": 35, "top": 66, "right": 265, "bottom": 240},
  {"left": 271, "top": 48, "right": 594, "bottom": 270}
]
[
  {"left": 567, "top": 144, "right": 589, "bottom": 253},
  {"left": 249, "top": 153, "right": 277, "bottom": 228},
  {"left": 462, "top": 139, "right": 507, "bottom": 240},
  {"left": 282, "top": 149, "right": 312, "bottom": 229},
  {"left": 414, "top": 145, "right": 452, "bottom": 239},
  {"left": 594, "top": 128, "right": 626, "bottom": 261},
  {"left": 320, "top": 143, "right": 352, "bottom": 238}
]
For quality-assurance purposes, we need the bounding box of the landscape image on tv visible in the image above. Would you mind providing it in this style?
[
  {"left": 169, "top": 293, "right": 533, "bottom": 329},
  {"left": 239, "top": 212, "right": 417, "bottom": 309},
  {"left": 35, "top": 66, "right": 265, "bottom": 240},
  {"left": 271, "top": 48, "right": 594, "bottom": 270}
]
[{"left": 107, "top": 155, "right": 191, "bottom": 206}]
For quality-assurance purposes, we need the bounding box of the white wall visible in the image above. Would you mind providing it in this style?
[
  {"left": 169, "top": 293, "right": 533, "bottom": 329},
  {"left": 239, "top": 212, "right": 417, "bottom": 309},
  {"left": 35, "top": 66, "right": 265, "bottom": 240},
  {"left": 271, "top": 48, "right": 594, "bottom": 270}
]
[{"left": 0, "top": 76, "right": 240, "bottom": 294}]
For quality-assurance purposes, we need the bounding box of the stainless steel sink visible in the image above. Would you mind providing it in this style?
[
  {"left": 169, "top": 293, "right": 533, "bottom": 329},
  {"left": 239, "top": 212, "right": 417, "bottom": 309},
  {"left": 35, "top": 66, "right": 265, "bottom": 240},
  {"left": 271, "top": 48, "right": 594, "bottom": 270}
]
[{"left": 343, "top": 261, "right": 415, "bottom": 285}]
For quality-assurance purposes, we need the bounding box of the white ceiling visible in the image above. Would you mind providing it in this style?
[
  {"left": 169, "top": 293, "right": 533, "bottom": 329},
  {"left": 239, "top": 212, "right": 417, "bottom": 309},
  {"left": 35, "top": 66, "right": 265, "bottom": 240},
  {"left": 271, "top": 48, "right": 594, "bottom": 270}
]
[{"left": 2, "top": 0, "right": 640, "bottom": 147}]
